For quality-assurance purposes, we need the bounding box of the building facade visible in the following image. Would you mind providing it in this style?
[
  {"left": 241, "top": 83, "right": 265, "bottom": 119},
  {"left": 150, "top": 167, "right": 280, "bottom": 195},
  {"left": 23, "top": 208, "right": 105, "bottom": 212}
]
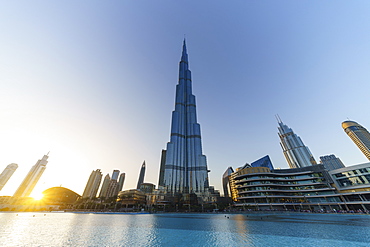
[
  {"left": 342, "top": 120, "right": 370, "bottom": 160},
  {"left": 159, "top": 40, "right": 210, "bottom": 196},
  {"left": 13, "top": 154, "right": 49, "bottom": 198},
  {"left": 319, "top": 154, "right": 345, "bottom": 171},
  {"left": 277, "top": 117, "right": 317, "bottom": 168},
  {"left": 0, "top": 163, "right": 18, "bottom": 191},
  {"left": 82, "top": 169, "right": 102, "bottom": 198},
  {"left": 231, "top": 165, "right": 342, "bottom": 211}
]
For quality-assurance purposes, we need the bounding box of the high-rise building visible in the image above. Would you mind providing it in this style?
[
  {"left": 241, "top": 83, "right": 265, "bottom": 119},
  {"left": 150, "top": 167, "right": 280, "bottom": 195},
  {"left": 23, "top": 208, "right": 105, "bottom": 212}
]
[
  {"left": 342, "top": 120, "right": 370, "bottom": 160},
  {"left": 159, "top": 40, "right": 210, "bottom": 195},
  {"left": 158, "top": 149, "right": 166, "bottom": 187},
  {"left": 277, "top": 117, "right": 317, "bottom": 168},
  {"left": 82, "top": 169, "right": 102, "bottom": 198},
  {"left": 13, "top": 154, "right": 49, "bottom": 198},
  {"left": 136, "top": 161, "right": 146, "bottom": 189},
  {"left": 0, "top": 163, "right": 18, "bottom": 191},
  {"left": 99, "top": 174, "right": 110, "bottom": 198},
  {"left": 100, "top": 170, "right": 125, "bottom": 198},
  {"left": 111, "top": 170, "right": 120, "bottom": 180},
  {"left": 117, "top": 173, "right": 125, "bottom": 192},
  {"left": 320, "top": 154, "right": 345, "bottom": 171}
]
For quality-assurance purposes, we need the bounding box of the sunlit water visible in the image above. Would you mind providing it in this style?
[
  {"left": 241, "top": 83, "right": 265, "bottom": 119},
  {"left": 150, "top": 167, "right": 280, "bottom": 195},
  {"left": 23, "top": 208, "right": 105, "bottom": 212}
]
[{"left": 1, "top": 212, "right": 370, "bottom": 246}]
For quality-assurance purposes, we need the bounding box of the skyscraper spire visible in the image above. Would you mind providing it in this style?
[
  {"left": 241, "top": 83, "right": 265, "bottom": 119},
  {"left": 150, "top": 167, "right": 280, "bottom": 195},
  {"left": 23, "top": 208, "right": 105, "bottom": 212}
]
[
  {"left": 160, "top": 40, "right": 210, "bottom": 195},
  {"left": 278, "top": 120, "right": 317, "bottom": 168}
]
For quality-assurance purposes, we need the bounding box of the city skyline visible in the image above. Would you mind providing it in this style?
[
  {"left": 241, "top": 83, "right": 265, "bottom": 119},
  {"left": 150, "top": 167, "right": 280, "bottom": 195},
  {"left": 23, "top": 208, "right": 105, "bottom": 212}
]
[{"left": 1, "top": 2, "right": 370, "bottom": 197}]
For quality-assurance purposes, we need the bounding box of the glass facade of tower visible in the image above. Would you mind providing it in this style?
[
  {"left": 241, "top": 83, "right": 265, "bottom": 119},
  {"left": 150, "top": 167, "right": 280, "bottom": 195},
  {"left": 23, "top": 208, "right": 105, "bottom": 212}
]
[
  {"left": 13, "top": 154, "right": 49, "bottom": 198},
  {"left": 342, "top": 120, "right": 370, "bottom": 160},
  {"left": 161, "top": 41, "right": 209, "bottom": 195},
  {"left": 277, "top": 119, "right": 317, "bottom": 168}
]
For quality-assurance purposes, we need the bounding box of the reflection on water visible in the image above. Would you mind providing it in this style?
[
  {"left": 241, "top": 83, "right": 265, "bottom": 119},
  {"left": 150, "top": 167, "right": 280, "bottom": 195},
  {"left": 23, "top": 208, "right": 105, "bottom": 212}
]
[{"left": 1, "top": 212, "right": 370, "bottom": 246}]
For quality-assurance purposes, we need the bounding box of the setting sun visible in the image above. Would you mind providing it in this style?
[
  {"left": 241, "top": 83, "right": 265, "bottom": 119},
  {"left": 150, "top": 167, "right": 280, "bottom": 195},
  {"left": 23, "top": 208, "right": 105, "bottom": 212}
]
[{"left": 32, "top": 194, "right": 44, "bottom": 201}]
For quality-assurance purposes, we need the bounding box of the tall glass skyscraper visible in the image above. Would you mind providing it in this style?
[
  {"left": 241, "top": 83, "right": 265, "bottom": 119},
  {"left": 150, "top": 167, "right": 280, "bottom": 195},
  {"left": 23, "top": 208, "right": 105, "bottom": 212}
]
[
  {"left": 0, "top": 163, "right": 18, "bottom": 191},
  {"left": 342, "top": 120, "right": 370, "bottom": 160},
  {"left": 159, "top": 40, "right": 210, "bottom": 195},
  {"left": 277, "top": 117, "right": 317, "bottom": 168},
  {"left": 13, "top": 154, "right": 49, "bottom": 198}
]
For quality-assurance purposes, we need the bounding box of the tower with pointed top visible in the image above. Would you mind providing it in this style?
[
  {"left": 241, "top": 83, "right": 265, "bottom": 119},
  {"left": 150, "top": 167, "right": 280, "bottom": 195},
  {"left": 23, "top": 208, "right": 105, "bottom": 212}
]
[
  {"left": 160, "top": 40, "right": 210, "bottom": 195},
  {"left": 13, "top": 154, "right": 49, "bottom": 198},
  {"left": 277, "top": 118, "right": 317, "bottom": 168},
  {"left": 137, "top": 161, "right": 146, "bottom": 189}
]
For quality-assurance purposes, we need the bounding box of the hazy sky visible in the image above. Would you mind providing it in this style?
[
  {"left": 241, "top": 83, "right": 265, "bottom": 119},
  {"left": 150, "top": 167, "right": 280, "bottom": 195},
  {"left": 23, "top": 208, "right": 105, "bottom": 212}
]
[{"left": 1, "top": 1, "right": 370, "bottom": 197}]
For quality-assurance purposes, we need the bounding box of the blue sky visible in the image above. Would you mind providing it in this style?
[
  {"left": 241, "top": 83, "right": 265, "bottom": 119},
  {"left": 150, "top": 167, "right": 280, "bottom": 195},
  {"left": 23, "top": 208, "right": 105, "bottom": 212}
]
[{"left": 1, "top": 1, "right": 370, "bottom": 196}]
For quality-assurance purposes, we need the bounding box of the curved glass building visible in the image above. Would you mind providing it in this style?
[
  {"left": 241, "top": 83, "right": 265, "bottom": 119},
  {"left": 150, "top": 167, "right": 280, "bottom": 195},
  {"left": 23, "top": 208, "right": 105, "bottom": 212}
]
[
  {"left": 232, "top": 165, "right": 341, "bottom": 211},
  {"left": 342, "top": 120, "right": 370, "bottom": 160}
]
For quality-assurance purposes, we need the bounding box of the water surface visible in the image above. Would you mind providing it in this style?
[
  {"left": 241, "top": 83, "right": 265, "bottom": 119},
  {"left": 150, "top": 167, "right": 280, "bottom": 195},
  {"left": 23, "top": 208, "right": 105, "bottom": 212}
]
[{"left": 1, "top": 212, "right": 369, "bottom": 246}]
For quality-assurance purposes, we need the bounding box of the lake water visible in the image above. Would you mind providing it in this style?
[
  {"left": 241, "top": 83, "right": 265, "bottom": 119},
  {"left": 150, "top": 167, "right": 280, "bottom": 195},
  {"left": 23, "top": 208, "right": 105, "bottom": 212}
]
[{"left": 1, "top": 212, "right": 370, "bottom": 246}]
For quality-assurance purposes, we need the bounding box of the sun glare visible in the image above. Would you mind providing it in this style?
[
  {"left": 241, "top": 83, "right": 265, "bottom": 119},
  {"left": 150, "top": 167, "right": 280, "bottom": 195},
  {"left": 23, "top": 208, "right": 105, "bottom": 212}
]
[{"left": 33, "top": 194, "right": 44, "bottom": 201}]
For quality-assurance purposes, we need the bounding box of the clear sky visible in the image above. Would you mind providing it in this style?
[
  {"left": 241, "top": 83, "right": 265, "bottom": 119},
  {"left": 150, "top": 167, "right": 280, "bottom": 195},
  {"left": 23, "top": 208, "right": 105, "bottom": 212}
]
[{"left": 1, "top": 1, "right": 370, "bottom": 197}]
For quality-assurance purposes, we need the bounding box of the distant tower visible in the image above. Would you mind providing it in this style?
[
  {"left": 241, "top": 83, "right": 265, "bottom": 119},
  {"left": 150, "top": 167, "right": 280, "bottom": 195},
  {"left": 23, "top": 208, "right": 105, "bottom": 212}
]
[
  {"left": 158, "top": 149, "right": 166, "bottom": 187},
  {"left": 342, "top": 120, "right": 370, "bottom": 160},
  {"left": 0, "top": 163, "right": 18, "bottom": 191},
  {"left": 13, "top": 154, "right": 49, "bottom": 198},
  {"left": 111, "top": 170, "right": 120, "bottom": 180},
  {"left": 136, "top": 161, "right": 146, "bottom": 189},
  {"left": 277, "top": 117, "right": 317, "bottom": 168},
  {"left": 319, "top": 154, "right": 345, "bottom": 171},
  {"left": 160, "top": 40, "right": 210, "bottom": 195},
  {"left": 117, "top": 173, "right": 125, "bottom": 192},
  {"left": 98, "top": 174, "right": 110, "bottom": 198},
  {"left": 82, "top": 169, "right": 102, "bottom": 198}
]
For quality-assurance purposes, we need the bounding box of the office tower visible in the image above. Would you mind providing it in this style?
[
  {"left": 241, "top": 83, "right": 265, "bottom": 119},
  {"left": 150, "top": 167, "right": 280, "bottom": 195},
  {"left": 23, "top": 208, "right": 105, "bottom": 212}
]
[
  {"left": 99, "top": 174, "right": 110, "bottom": 198},
  {"left": 111, "top": 170, "right": 120, "bottom": 180},
  {"left": 320, "top": 154, "right": 345, "bottom": 171},
  {"left": 222, "top": 167, "right": 234, "bottom": 197},
  {"left": 160, "top": 40, "right": 210, "bottom": 195},
  {"left": 158, "top": 149, "right": 166, "bottom": 187},
  {"left": 0, "top": 163, "right": 18, "bottom": 191},
  {"left": 13, "top": 154, "right": 49, "bottom": 198},
  {"left": 342, "top": 120, "right": 370, "bottom": 160},
  {"left": 136, "top": 161, "right": 146, "bottom": 189},
  {"left": 251, "top": 155, "right": 274, "bottom": 170},
  {"left": 117, "top": 173, "right": 125, "bottom": 192},
  {"left": 82, "top": 169, "right": 102, "bottom": 198},
  {"left": 277, "top": 116, "right": 317, "bottom": 168}
]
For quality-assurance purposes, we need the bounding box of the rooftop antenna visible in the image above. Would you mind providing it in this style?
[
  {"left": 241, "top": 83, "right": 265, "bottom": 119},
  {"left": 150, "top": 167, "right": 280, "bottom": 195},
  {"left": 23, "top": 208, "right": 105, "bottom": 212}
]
[{"left": 275, "top": 114, "right": 282, "bottom": 123}]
